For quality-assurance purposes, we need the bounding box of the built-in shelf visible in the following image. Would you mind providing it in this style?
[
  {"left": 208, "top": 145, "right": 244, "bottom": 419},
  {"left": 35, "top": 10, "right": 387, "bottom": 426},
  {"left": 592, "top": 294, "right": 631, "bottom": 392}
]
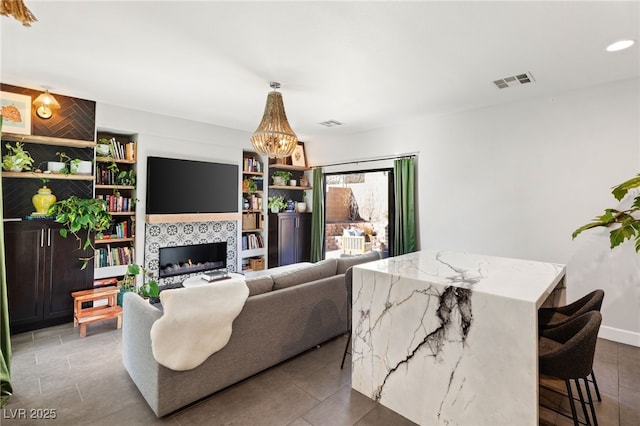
[
  {"left": 242, "top": 209, "right": 263, "bottom": 213},
  {"left": 94, "top": 265, "right": 128, "bottom": 280},
  {"left": 2, "top": 132, "right": 95, "bottom": 148},
  {"left": 268, "top": 164, "right": 311, "bottom": 171},
  {"left": 95, "top": 157, "right": 136, "bottom": 164},
  {"left": 268, "top": 185, "right": 312, "bottom": 190},
  {"left": 95, "top": 184, "right": 136, "bottom": 190},
  {"left": 110, "top": 212, "right": 135, "bottom": 216},
  {"left": 1, "top": 171, "right": 95, "bottom": 181},
  {"left": 95, "top": 237, "right": 135, "bottom": 244},
  {"left": 242, "top": 170, "right": 263, "bottom": 176},
  {"left": 241, "top": 228, "right": 263, "bottom": 233},
  {"left": 241, "top": 248, "right": 265, "bottom": 257}
]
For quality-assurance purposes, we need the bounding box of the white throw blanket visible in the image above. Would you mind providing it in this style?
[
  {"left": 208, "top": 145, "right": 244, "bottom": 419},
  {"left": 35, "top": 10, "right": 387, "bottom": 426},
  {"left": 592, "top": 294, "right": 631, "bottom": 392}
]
[{"left": 150, "top": 280, "right": 249, "bottom": 371}]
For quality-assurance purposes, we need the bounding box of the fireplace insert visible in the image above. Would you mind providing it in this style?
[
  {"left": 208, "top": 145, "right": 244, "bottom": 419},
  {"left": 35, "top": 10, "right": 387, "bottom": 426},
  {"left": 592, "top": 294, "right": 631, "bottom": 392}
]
[{"left": 158, "top": 242, "right": 227, "bottom": 278}]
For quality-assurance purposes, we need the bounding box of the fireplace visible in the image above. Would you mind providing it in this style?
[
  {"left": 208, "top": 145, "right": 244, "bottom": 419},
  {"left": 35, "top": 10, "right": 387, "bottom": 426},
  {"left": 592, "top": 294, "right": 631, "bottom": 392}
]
[{"left": 159, "top": 242, "right": 227, "bottom": 278}]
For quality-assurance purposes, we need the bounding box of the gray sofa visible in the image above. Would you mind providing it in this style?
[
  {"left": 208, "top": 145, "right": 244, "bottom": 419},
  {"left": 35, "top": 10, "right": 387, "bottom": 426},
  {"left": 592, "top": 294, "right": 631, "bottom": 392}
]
[{"left": 122, "top": 251, "right": 381, "bottom": 417}]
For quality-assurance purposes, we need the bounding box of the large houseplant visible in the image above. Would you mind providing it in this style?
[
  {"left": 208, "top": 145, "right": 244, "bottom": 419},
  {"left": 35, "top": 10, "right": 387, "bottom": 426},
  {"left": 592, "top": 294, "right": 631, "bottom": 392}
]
[
  {"left": 48, "top": 196, "right": 113, "bottom": 269},
  {"left": 572, "top": 173, "right": 640, "bottom": 252}
]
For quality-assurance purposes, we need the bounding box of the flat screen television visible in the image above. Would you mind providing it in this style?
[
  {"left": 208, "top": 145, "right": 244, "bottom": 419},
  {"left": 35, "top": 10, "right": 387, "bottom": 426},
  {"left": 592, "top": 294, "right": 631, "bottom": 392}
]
[{"left": 146, "top": 156, "right": 238, "bottom": 214}]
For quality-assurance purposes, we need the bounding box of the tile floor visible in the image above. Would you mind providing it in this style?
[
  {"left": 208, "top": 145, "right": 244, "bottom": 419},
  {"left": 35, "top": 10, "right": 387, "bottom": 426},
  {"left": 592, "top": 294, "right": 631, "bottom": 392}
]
[{"left": 2, "top": 321, "right": 639, "bottom": 425}]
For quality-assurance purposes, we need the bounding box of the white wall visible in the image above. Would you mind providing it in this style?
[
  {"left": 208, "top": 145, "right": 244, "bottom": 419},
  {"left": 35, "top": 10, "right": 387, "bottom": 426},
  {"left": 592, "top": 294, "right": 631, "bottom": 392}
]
[
  {"left": 96, "top": 103, "right": 254, "bottom": 271},
  {"left": 309, "top": 78, "right": 640, "bottom": 345}
]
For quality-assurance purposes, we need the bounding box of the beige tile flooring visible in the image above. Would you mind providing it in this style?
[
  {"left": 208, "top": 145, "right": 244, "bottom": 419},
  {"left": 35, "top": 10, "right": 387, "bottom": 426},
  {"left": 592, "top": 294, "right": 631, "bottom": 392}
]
[{"left": 2, "top": 321, "right": 639, "bottom": 425}]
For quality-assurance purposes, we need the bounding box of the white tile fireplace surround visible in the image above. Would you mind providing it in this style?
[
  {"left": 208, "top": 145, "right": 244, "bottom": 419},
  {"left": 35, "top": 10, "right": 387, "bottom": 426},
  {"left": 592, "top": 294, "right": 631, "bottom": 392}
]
[{"left": 144, "top": 221, "right": 237, "bottom": 286}]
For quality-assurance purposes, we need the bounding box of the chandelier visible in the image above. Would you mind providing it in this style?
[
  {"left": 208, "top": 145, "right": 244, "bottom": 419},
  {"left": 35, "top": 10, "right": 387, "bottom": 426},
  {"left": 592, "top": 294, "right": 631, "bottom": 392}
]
[
  {"left": 250, "top": 82, "right": 298, "bottom": 158},
  {"left": 0, "top": 0, "right": 37, "bottom": 26}
]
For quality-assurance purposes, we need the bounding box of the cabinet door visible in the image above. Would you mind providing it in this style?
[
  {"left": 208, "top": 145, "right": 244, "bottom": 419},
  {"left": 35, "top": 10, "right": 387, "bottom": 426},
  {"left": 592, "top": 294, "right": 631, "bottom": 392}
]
[
  {"left": 295, "top": 213, "right": 312, "bottom": 263},
  {"left": 43, "top": 225, "right": 94, "bottom": 320},
  {"left": 278, "top": 214, "right": 298, "bottom": 266},
  {"left": 4, "top": 222, "right": 45, "bottom": 328}
]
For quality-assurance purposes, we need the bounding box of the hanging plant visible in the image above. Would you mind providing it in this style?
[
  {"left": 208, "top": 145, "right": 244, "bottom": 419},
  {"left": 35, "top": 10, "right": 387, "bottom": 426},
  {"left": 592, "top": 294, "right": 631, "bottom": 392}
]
[{"left": 48, "top": 196, "right": 113, "bottom": 269}]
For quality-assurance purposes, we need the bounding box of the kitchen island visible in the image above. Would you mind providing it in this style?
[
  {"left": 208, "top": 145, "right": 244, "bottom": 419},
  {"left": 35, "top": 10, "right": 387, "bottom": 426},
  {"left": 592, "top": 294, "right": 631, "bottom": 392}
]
[{"left": 351, "top": 250, "right": 565, "bottom": 425}]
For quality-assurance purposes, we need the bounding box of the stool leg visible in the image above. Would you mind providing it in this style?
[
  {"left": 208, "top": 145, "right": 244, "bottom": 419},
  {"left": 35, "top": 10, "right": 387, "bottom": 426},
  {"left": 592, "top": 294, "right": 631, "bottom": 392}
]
[
  {"left": 80, "top": 324, "right": 87, "bottom": 338},
  {"left": 574, "top": 378, "right": 591, "bottom": 425},
  {"left": 589, "top": 371, "right": 602, "bottom": 402},
  {"left": 116, "top": 313, "right": 122, "bottom": 330},
  {"left": 565, "top": 379, "right": 580, "bottom": 426},
  {"left": 583, "top": 377, "right": 598, "bottom": 426}
]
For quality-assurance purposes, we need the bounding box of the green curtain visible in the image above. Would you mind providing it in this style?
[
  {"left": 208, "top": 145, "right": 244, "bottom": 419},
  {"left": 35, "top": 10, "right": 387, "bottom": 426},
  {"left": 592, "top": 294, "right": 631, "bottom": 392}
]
[
  {"left": 393, "top": 157, "right": 416, "bottom": 256},
  {"left": 310, "top": 168, "right": 324, "bottom": 262},
  {"left": 0, "top": 116, "right": 13, "bottom": 407}
]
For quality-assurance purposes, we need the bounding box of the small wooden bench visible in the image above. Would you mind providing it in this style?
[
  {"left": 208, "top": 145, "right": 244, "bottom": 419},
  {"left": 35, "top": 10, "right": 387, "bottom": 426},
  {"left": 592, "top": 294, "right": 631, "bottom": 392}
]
[{"left": 71, "top": 287, "right": 123, "bottom": 337}]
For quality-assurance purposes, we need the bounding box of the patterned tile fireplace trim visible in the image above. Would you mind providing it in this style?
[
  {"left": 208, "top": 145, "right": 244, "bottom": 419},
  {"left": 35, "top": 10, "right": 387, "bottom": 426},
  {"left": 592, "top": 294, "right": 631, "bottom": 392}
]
[{"left": 144, "top": 221, "right": 237, "bottom": 286}]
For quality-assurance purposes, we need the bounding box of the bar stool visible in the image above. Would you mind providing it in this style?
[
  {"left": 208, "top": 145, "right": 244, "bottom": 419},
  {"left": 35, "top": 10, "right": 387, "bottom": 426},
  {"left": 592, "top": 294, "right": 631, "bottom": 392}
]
[
  {"left": 539, "top": 311, "right": 602, "bottom": 426},
  {"left": 539, "top": 289, "right": 604, "bottom": 401}
]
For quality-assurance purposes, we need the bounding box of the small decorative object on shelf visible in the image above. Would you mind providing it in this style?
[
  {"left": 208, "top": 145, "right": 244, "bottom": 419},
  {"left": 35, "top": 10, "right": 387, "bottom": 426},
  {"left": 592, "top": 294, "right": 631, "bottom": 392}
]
[
  {"left": 272, "top": 170, "right": 291, "bottom": 186},
  {"left": 32, "top": 185, "right": 56, "bottom": 216},
  {"left": 2, "top": 141, "right": 34, "bottom": 171},
  {"left": 300, "top": 176, "right": 309, "bottom": 187},
  {"left": 285, "top": 199, "right": 295, "bottom": 212},
  {"left": 268, "top": 195, "right": 286, "bottom": 213}
]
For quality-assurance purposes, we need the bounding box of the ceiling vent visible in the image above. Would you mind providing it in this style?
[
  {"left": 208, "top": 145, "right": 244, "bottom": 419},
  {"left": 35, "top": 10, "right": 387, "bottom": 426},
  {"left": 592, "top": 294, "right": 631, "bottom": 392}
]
[
  {"left": 320, "top": 120, "right": 343, "bottom": 127},
  {"left": 493, "top": 72, "right": 535, "bottom": 89}
]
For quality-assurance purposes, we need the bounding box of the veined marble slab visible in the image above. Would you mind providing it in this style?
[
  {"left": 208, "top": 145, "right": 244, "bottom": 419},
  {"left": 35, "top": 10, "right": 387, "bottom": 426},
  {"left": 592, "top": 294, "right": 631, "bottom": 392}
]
[{"left": 351, "top": 250, "right": 565, "bottom": 426}]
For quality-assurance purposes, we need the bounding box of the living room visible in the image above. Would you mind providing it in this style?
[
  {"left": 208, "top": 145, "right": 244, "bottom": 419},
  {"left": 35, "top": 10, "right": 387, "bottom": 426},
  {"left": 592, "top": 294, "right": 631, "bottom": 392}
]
[{"left": 1, "top": 1, "right": 639, "bottom": 425}]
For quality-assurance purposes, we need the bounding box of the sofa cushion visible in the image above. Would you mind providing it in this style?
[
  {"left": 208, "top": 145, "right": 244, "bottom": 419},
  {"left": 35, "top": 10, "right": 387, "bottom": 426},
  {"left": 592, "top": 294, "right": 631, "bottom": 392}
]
[
  {"left": 272, "top": 258, "right": 338, "bottom": 290},
  {"left": 246, "top": 276, "right": 273, "bottom": 297},
  {"left": 336, "top": 251, "right": 381, "bottom": 274}
]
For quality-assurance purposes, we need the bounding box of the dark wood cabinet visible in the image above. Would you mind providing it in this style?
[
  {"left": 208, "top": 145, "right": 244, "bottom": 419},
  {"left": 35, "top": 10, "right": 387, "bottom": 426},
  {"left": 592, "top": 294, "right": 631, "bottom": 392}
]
[
  {"left": 4, "top": 221, "right": 94, "bottom": 334},
  {"left": 268, "top": 212, "right": 311, "bottom": 267}
]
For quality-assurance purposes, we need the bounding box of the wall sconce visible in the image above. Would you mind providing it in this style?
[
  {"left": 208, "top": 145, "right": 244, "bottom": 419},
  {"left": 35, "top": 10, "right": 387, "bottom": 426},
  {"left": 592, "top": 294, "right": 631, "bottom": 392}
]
[{"left": 33, "top": 90, "right": 60, "bottom": 119}]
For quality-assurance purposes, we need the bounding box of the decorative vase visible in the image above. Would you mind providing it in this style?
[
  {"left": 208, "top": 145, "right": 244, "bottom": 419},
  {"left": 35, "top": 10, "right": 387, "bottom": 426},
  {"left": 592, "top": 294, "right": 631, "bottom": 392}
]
[
  {"left": 297, "top": 202, "right": 307, "bottom": 213},
  {"left": 300, "top": 177, "right": 309, "bottom": 187},
  {"left": 32, "top": 186, "right": 56, "bottom": 215},
  {"left": 289, "top": 180, "right": 296, "bottom": 186}
]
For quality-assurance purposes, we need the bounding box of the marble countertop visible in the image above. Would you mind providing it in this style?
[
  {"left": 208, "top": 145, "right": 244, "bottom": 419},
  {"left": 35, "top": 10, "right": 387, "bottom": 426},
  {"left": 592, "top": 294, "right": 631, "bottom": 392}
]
[{"left": 355, "top": 250, "right": 565, "bottom": 307}]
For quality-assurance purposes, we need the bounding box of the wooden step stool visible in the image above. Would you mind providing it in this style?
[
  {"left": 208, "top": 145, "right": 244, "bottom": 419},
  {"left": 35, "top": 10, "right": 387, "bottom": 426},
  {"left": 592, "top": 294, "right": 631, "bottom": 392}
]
[{"left": 71, "top": 287, "right": 123, "bottom": 337}]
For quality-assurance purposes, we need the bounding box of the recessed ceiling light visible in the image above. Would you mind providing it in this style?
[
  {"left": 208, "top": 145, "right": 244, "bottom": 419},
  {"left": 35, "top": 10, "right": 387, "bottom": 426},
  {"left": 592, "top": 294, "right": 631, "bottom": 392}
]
[
  {"left": 320, "top": 120, "right": 343, "bottom": 127},
  {"left": 606, "top": 40, "right": 635, "bottom": 52}
]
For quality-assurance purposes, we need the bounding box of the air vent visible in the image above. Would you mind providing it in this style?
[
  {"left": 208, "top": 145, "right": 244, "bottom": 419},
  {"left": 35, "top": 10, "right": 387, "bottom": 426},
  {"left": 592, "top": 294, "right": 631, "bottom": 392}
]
[
  {"left": 320, "top": 120, "right": 343, "bottom": 127},
  {"left": 493, "top": 72, "right": 535, "bottom": 89}
]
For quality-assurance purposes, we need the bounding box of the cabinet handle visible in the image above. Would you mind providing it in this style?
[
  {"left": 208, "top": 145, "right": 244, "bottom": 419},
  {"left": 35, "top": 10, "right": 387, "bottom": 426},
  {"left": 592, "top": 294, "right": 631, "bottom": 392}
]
[
  {"left": 47, "top": 228, "right": 51, "bottom": 246},
  {"left": 40, "top": 229, "right": 45, "bottom": 247}
]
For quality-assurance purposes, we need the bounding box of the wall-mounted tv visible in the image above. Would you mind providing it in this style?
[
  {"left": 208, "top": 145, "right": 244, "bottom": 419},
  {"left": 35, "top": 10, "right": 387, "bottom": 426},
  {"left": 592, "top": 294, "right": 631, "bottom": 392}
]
[{"left": 146, "top": 156, "right": 238, "bottom": 214}]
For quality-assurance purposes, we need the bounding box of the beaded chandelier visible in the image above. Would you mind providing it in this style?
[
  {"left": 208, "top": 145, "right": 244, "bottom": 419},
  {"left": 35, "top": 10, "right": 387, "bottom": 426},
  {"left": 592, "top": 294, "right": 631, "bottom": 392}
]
[{"left": 250, "top": 82, "right": 298, "bottom": 158}]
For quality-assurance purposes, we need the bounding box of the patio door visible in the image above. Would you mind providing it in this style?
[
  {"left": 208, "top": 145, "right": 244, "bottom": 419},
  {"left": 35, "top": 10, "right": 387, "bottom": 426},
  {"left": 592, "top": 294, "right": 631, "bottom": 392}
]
[{"left": 323, "top": 169, "right": 393, "bottom": 259}]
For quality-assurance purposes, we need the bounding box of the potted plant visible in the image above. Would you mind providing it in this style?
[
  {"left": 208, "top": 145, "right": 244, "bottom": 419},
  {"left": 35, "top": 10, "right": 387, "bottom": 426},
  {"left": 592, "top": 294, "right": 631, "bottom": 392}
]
[
  {"left": 2, "top": 141, "right": 34, "bottom": 172},
  {"left": 52, "top": 151, "right": 91, "bottom": 174},
  {"left": 297, "top": 191, "right": 307, "bottom": 212},
  {"left": 242, "top": 177, "right": 258, "bottom": 194},
  {"left": 48, "top": 196, "right": 113, "bottom": 269},
  {"left": 573, "top": 173, "right": 640, "bottom": 252},
  {"left": 117, "top": 264, "right": 160, "bottom": 306},
  {"left": 268, "top": 195, "right": 286, "bottom": 213},
  {"left": 271, "top": 170, "right": 291, "bottom": 186},
  {"left": 96, "top": 138, "right": 112, "bottom": 157},
  {"left": 107, "top": 162, "right": 136, "bottom": 186}
]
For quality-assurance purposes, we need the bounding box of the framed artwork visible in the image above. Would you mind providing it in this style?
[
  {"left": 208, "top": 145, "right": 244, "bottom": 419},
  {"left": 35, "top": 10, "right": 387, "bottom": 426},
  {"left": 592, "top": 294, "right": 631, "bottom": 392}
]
[
  {"left": 0, "top": 91, "right": 32, "bottom": 135},
  {"left": 291, "top": 142, "right": 307, "bottom": 167}
]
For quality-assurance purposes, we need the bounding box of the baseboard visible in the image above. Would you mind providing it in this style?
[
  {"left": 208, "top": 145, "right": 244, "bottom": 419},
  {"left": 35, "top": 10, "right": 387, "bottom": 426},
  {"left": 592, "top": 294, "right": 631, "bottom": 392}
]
[{"left": 598, "top": 325, "right": 640, "bottom": 347}]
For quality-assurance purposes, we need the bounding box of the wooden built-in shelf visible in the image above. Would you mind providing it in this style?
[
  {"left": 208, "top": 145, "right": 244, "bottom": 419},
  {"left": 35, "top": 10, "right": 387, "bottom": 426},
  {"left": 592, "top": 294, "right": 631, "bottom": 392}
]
[
  {"left": 95, "top": 237, "right": 134, "bottom": 244},
  {"left": 242, "top": 209, "right": 263, "bottom": 213},
  {"left": 242, "top": 170, "right": 263, "bottom": 176},
  {"left": 269, "top": 185, "right": 312, "bottom": 190},
  {"left": 1, "top": 132, "right": 95, "bottom": 148},
  {"left": 146, "top": 212, "right": 242, "bottom": 224},
  {"left": 241, "top": 228, "right": 263, "bottom": 233},
  {"left": 242, "top": 190, "right": 264, "bottom": 195},
  {"left": 268, "top": 164, "right": 311, "bottom": 171},
  {"left": 95, "top": 184, "right": 136, "bottom": 190},
  {"left": 95, "top": 157, "right": 136, "bottom": 164},
  {"left": 109, "top": 211, "right": 135, "bottom": 216},
  {"left": 2, "top": 171, "right": 95, "bottom": 181}
]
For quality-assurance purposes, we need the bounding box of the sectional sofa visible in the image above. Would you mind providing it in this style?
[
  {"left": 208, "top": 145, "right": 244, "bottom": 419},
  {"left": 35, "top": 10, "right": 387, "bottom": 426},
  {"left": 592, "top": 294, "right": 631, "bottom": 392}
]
[{"left": 122, "top": 251, "right": 381, "bottom": 417}]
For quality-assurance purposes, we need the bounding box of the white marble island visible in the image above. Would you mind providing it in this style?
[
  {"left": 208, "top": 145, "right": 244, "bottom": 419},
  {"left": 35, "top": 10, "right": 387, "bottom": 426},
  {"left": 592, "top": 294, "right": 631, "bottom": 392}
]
[{"left": 351, "top": 250, "right": 565, "bottom": 426}]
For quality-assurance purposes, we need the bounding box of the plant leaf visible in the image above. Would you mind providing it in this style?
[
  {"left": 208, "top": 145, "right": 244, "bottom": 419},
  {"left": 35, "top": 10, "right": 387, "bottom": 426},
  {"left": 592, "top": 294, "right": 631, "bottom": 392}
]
[
  {"left": 609, "top": 224, "right": 638, "bottom": 249},
  {"left": 611, "top": 174, "right": 640, "bottom": 201}
]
